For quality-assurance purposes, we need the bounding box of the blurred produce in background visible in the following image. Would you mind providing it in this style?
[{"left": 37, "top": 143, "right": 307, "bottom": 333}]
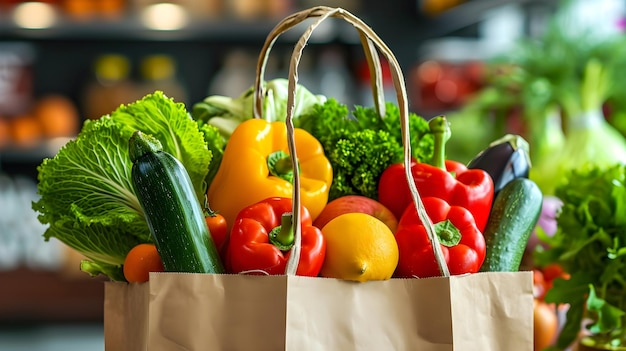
[
  {"left": 445, "top": 0, "right": 626, "bottom": 196},
  {"left": 1, "top": 94, "right": 78, "bottom": 148}
]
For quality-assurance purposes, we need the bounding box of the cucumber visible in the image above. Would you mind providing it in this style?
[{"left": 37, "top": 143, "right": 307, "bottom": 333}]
[
  {"left": 479, "top": 177, "right": 543, "bottom": 272},
  {"left": 129, "top": 131, "right": 224, "bottom": 274}
]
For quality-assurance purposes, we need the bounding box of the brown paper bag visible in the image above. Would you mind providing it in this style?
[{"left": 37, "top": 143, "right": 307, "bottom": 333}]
[
  {"left": 104, "top": 271, "right": 533, "bottom": 351},
  {"left": 104, "top": 6, "right": 534, "bottom": 350}
]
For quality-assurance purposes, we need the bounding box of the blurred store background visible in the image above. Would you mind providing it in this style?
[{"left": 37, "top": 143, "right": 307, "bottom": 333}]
[{"left": 0, "top": 0, "right": 625, "bottom": 349}]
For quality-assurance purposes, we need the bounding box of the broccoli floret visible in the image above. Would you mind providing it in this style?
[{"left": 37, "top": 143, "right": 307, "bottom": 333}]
[
  {"left": 296, "top": 98, "right": 434, "bottom": 201},
  {"left": 295, "top": 98, "right": 353, "bottom": 146},
  {"left": 328, "top": 129, "right": 402, "bottom": 199},
  {"left": 353, "top": 103, "right": 434, "bottom": 163}
]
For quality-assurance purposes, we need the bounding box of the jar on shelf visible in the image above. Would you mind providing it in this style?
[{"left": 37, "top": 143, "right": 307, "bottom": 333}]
[
  {"left": 0, "top": 42, "right": 35, "bottom": 118},
  {"left": 136, "top": 54, "right": 187, "bottom": 104},
  {"left": 207, "top": 49, "right": 256, "bottom": 98},
  {"left": 82, "top": 53, "right": 137, "bottom": 120}
]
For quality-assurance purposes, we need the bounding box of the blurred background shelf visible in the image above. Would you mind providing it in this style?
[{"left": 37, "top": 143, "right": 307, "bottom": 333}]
[
  {"left": 0, "top": 0, "right": 560, "bottom": 162},
  {"left": 0, "top": 13, "right": 363, "bottom": 43},
  {"left": 0, "top": 267, "right": 105, "bottom": 324}
]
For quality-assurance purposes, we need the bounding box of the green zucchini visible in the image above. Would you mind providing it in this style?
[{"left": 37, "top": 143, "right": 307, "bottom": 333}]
[
  {"left": 129, "top": 130, "right": 224, "bottom": 274},
  {"left": 479, "top": 177, "right": 543, "bottom": 272}
]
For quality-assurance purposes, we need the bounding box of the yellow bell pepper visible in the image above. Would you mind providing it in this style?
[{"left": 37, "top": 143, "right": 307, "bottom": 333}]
[{"left": 207, "top": 118, "right": 333, "bottom": 228}]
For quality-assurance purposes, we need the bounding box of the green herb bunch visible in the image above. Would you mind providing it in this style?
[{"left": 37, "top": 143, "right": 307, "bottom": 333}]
[{"left": 535, "top": 164, "right": 626, "bottom": 349}]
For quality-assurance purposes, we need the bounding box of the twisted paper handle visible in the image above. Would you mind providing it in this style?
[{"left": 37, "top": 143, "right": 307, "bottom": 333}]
[{"left": 252, "top": 6, "right": 450, "bottom": 278}]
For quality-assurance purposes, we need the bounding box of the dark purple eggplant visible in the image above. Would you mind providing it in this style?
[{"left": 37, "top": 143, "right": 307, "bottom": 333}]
[{"left": 467, "top": 134, "right": 531, "bottom": 195}]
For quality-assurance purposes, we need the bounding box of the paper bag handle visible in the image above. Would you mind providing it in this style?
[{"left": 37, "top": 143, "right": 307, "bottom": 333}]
[{"left": 252, "top": 6, "right": 450, "bottom": 278}]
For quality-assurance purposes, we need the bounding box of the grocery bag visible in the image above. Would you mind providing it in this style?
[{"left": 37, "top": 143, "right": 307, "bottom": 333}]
[
  {"left": 104, "top": 6, "right": 534, "bottom": 351},
  {"left": 104, "top": 271, "right": 532, "bottom": 351}
]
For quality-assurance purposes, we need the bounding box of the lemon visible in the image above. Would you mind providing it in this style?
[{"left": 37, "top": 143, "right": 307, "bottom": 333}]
[{"left": 320, "top": 212, "right": 399, "bottom": 282}]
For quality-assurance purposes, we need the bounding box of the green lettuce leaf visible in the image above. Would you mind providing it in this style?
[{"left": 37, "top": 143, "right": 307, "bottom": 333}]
[
  {"left": 109, "top": 91, "right": 211, "bottom": 201},
  {"left": 33, "top": 91, "right": 212, "bottom": 280},
  {"left": 587, "top": 285, "right": 626, "bottom": 335}
]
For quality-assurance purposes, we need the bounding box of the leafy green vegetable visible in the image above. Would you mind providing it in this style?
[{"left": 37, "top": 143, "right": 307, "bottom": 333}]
[
  {"left": 191, "top": 78, "right": 326, "bottom": 139},
  {"left": 528, "top": 55, "right": 626, "bottom": 195},
  {"left": 81, "top": 260, "right": 126, "bottom": 282},
  {"left": 587, "top": 285, "right": 626, "bottom": 336},
  {"left": 33, "top": 91, "right": 215, "bottom": 280},
  {"left": 197, "top": 121, "right": 226, "bottom": 188},
  {"left": 534, "top": 163, "right": 626, "bottom": 348},
  {"left": 108, "top": 91, "right": 213, "bottom": 201},
  {"left": 295, "top": 98, "right": 433, "bottom": 200},
  {"left": 532, "top": 109, "right": 626, "bottom": 195}
]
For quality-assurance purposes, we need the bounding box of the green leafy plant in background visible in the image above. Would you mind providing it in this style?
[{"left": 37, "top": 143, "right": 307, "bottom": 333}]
[
  {"left": 523, "top": 34, "right": 626, "bottom": 195},
  {"left": 447, "top": 0, "right": 626, "bottom": 195},
  {"left": 535, "top": 164, "right": 626, "bottom": 349}
]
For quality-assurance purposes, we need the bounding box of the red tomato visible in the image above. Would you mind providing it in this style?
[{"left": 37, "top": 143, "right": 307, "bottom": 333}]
[
  {"left": 542, "top": 263, "right": 569, "bottom": 282},
  {"left": 123, "top": 243, "right": 164, "bottom": 283},
  {"left": 205, "top": 213, "right": 228, "bottom": 251}
]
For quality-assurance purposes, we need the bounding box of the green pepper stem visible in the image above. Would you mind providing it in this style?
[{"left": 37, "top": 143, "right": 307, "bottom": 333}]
[
  {"left": 267, "top": 150, "right": 294, "bottom": 182},
  {"left": 269, "top": 213, "right": 295, "bottom": 251},
  {"left": 428, "top": 116, "right": 451, "bottom": 170},
  {"left": 433, "top": 219, "right": 461, "bottom": 247}
]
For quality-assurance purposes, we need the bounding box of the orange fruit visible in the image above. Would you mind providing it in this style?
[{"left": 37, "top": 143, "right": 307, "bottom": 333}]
[
  {"left": 320, "top": 212, "right": 399, "bottom": 282},
  {"left": 123, "top": 243, "right": 164, "bottom": 283},
  {"left": 9, "top": 114, "right": 42, "bottom": 147},
  {"left": 33, "top": 94, "right": 79, "bottom": 137},
  {"left": 534, "top": 299, "right": 558, "bottom": 350}
]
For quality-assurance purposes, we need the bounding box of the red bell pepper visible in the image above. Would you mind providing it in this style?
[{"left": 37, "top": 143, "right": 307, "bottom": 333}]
[
  {"left": 394, "top": 196, "right": 486, "bottom": 278},
  {"left": 225, "top": 197, "right": 326, "bottom": 277},
  {"left": 378, "top": 116, "right": 494, "bottom": 232}
]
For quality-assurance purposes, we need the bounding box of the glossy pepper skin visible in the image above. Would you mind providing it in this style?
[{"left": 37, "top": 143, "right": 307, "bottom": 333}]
[
  {"left": 378, "top": 116, "right": 494, "bottom": 232},
  {"left": 394, "top": 197, "right": 486, "bottom": 278},
  {"left": 207, "top": 119, "right": 333, "bottom": 229},
  {"left": 226, "top": 197, "right": 326, "bottom": 277}
]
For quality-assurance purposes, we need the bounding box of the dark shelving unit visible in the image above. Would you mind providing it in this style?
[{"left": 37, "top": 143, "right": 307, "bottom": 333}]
[{"left": 0, "top": 267, "right": 106, "bottom": 324}]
